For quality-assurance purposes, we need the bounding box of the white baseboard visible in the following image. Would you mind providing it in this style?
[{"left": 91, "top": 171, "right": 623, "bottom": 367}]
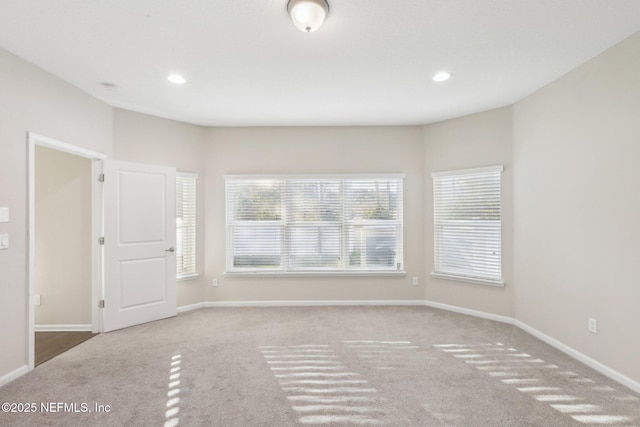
[
  {"left": 177, "top": 302, "right": 206, "bottom": 313},
  {"left": 205, "top": 300, "right": 425, "bottom": 308},
  {"left": 514, "top": 320, "right": 640, "bottom": 395},
  {"left": 0, "top": 365, "right": 29, "bottom": 387},
  {"left": 35, "top": 324, "right": 92, "bottom": 332},
  {"left": 423, "top": 300, "right": 515, "bottom": 325},
  {"left": 422, "top": 299, "right": 639, "bottom": 395}
]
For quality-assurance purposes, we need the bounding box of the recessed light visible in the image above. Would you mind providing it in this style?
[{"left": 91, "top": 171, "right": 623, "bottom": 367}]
[
  {"left": 433, "top": 71, "right": 451, "bottom": 82},
  {"left": 168, "top": 74, "right": 186, "bottom": 85}
]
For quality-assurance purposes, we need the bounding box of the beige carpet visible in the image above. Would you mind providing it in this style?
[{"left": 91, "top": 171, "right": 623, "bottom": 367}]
[{"left": 0, "top": 306, "right": 638, "bottom": 426}]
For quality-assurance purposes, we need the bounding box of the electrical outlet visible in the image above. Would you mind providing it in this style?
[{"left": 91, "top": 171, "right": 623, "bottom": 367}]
[
  {"left": 412, "top": 277, "right": 419, "bottom": 286},
  {"left": 0, "top": 234, "right": 8, "bottom": 250},
  {"left": 212, "top": 278, "right": 219, "bottom": 287},
  {"left": 588, "top": 318, "right": 597, "bottom": 334},
  {"left": 34, "top": 295, "right": 41, "bottom": 306}
]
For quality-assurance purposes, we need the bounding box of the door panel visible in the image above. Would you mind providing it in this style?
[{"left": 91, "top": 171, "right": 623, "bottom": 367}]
[
  {"left": 119, "top": 258, "right": 167, "bottom": 308},
  {"left": 119, "top": 171, "right": 167, "bottom": 243},
  {"left": 103, "top": 160, "right": 176, "bottom": 332}
]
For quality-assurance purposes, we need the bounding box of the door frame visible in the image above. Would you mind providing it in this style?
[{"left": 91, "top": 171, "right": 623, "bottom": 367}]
[{"left": 27, "top": 132, "right": 106, "bottom": 370}]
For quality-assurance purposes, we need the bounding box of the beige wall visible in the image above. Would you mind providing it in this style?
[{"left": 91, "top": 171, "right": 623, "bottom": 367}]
[
  {"left": 2, "top": 30, "right": 639, "bottom": 389},
  {"left": 423, "top": 107, "right": 514, "bottom": 317},
  {"left": 35, "top": 146, "right": 92, "bottom": 325},
  {"left": 0, "top": 48, "right": 112, "bottom": 379},
  {"left": 112, "top": 108, "right": 207, "bottom": 307},
  {"left": 513, "top": 32, "right": 640, "bottom": 384},
  {"left": 204, "top": 126, "right": 425, "bottom": 301}
]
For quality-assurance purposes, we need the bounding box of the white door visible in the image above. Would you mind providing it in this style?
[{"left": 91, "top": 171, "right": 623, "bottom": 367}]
[{"left": 103, "top": 159, "right": 177, "bottom": 332}]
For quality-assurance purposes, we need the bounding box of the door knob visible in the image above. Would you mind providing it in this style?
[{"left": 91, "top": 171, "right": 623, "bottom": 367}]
[{"left": 166, "top": 247, "right": 175, "bottom": 252}]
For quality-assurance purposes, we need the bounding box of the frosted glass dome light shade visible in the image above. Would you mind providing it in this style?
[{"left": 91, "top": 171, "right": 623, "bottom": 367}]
[{"left": 287, "top": 0, "right": 329, "bottom": 33}]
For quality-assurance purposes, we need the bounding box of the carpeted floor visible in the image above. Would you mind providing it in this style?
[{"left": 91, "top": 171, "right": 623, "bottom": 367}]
[{"left": 0, "top": 306, "right": 638, "bottom": 426}]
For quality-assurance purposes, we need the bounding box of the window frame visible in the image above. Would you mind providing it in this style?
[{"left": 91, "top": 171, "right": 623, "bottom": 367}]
[
  {"left": 431, "top": 165, "right": 504, "bottom": 287},
  {"left": 176, "top": 172, "right": 198, "bottom": 281},
  {"left": 225, "top": 174, "right": 405, "bottom": 277}
]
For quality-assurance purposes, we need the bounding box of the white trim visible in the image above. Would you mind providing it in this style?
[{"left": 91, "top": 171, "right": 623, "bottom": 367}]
[
  {"left": 177, "top": 273, "right": 200, "bottom": 282},
  {"left": 27, "top": 139, "right": 35, "bottom": 370},
  {"left": 423, "top": 300, "right": 514, "bottom": 324},
  {"left": 177, "top": 302, "right": 206, "bottom": 313},
  {"left": 431, "top": 165, "right": 503, "bottom": 178},
  {"left": 430, "top": 272, "right": 505, "bottom": 288},
  {"left": 35, "top": 324, "right": 93, "bottom": 332},
  {"left": 91, "top": 159, "right": 103, "bottom": 334},
  {"left": 205, "top": 300, "right": 424, "bottom": 308},
  {"left": 515, "top": 320, "right": 640, "bottom": 395},
  {"left": 224, "top": 271, "right": 407, "bottom": 278},
  {"left": 224, "top": 173, "right": 406, "bottom": 180},
  {"left": 28, "top": 132, "right": 107, "bottom": 161},
  {"left": 0, "top": 365, "right": 29, "bottom": 387}
]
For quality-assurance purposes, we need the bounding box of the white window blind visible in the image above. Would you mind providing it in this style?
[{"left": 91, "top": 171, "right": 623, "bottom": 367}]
[
  {"left": 432, "top": 166, "right": 503, "bottom": 285},
  {"left": 226, "top": 175, "right": 403, "bottom": 274},
  {"left": 176, "top": 173, "right": 197, "bottom": 279}
]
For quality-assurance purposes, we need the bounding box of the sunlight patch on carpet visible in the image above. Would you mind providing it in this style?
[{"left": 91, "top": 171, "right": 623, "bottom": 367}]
[
  {"left": 342, "top": 340, "right": 419, "bottom": 370},
  {"left": 435, "top": 342, "right": 638, "bottom": 425},
  {"left": 164, "top": 353, "right": 182, "bottom": 427},
  {"left": 260, "top": 345, "right": 386, "bottom": 425}
]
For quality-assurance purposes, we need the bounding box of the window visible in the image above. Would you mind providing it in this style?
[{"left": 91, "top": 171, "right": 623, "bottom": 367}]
[
  {"left": 432, "top": 166, "right": 503, "bottom": 286},
  {"left": 176, "top": 173, "right": 197, "bottom": 279},
  {"left": 225, "top": 175, "right": 404, "bottom": 275}
]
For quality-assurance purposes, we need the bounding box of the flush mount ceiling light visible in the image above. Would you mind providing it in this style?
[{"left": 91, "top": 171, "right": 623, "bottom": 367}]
[
  {"left": 167, "top": 74, "right": 186, "bottom": 85},
  {"left": 433, "top": 71, "right": 451, "bottom": 82},
  {"left": 287, "top": 0, "right": 329, "bottom": 33}
]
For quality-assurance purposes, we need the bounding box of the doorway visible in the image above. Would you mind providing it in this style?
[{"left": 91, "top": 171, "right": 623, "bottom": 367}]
[
  {"left": 27, "top": 133, "right": 106, "bottom": 369},
  {"left": 27, "top": 133, "right": 178, "bottom": 369},
  {"left": 33, "top": 145, "right": 94, "bottom": 365}
]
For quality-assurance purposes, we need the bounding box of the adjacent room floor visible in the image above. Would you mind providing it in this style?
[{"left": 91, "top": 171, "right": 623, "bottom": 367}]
[
  {"left": 1, "top": 306, "right": 638, "bottom": 426},
  {"left": 35, "top": 332, "right": 97, "bottom": 366}
]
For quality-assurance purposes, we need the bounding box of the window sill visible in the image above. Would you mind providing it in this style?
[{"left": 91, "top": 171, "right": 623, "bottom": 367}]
[
  {"left": 224, "top": 271, "right": 407, "bottom": 278},
  {"left": 430, "top": 272, "right": 504, "bottom": 288},
  {"left": 177, "top": 273, "right": 199, "bottom": 282}
]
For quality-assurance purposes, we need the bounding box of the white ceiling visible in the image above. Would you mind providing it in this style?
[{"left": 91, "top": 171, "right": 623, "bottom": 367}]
[{"left": 1, "top": 0, "right": 640, "bottom": 127}]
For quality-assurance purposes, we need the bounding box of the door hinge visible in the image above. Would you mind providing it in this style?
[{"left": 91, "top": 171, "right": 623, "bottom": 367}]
[
  {"left": 98, "top": 173, "right": 104, "bottom": 182},
  {"left": 98, "top": 237, "right": 104, "bottom": 245},
  {"left": 98, "top": 299, "right": 105, "bottom": 308}
]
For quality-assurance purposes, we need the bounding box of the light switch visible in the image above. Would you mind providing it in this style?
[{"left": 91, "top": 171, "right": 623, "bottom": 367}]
[
  {"left": 0, "top": 234, "right": 8, "bottom": 249},
  {"left": 0, "top": 207, "right": 8, "bottom": 223}
]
